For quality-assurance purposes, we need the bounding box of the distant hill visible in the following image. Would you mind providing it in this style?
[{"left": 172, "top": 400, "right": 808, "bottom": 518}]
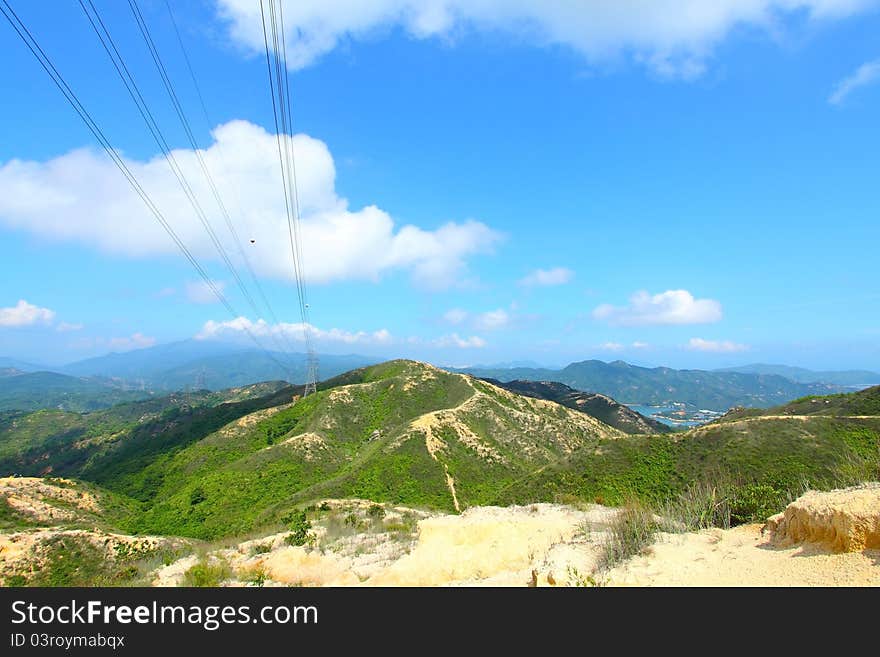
[
  {"left": 716, "top": 363, "right": 880, "bottom": 387},
  {"left": 481, "top": 378, "right": 671, "bottom": 434},
  {"left": 0, "top": 371, "right": 154, "bottom": 412},
  {"left": 57, "top": 341, "right": 375, "bottom": 390},
  {"left": 0, "top": 357, "right": 46, "bottom": 372},
  {"left": 1, "top": 341, "right": 377, "bottom": 393},
  {"left": 458, "top": 359, "right": 842, "bottom": 411}
]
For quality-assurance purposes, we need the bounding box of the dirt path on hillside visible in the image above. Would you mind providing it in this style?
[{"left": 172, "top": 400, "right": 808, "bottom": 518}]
[{"left": 411, "top": 380, "right": 483, "bottom": 512}]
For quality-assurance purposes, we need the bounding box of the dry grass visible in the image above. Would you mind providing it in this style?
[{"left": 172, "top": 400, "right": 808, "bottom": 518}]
[{"left": 597, "top": 500, "right": 657, "bottom": 571}]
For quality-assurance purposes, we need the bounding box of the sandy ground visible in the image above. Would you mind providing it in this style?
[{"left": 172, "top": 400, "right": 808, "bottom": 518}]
[
  {"left": 605, "top": 524, "right": 880, "bottom": 586},
  {"left": 6, "top": 490, "right": 878, "bottom": 587},
  {"left": 217, "top": 501, "right": 880, "bottom": 587},
  {"left": 0, "top": 476, "right": 100, "bottom": 523}
]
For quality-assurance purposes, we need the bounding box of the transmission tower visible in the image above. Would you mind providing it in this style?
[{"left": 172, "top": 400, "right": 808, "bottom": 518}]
[{"left": 303, "top": 351, "right": 318, "bottom": 396}]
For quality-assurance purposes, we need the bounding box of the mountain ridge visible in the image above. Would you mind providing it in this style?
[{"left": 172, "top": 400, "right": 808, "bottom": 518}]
[
  {"left": 480, "top": 377, "right": 672, "bottom": 434},
  {"left": 457, "top": 359, "right": 844, "bottom": 411}
]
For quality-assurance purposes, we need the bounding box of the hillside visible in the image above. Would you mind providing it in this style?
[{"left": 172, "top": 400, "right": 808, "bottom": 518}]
[
  {"left": 482, "top": 378, "right": 671, "bottom": 434},
  {"left": 122, "top": 361, "right": 625, "bottom": 538},
  {"left": 0, "top": 361, "right": 623, "bottom": 539},
  {"left": 1, "top": 361, "right": 877, "bottom": 544},
  {"left": 1, "top": 361, "right": 879, "bottom": 587},
  {"left": 0, "top": 370, "right": 154, "bottom": 412},
  {"left": 494, "top": 397, "right": 880, "bottom": 516},
  {"left": 459, "top": 359, "right": 842, "bottom": 411},
  {"left": 0, "top": 381, "right": 292, "bottom": 475},
  {"left": 719, "top": 385, "right": 880, "bottom": 421}
]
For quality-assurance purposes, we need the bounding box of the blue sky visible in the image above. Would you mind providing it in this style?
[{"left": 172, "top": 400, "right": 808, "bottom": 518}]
[{"left": 1, "top": 0, "right": 879, "bottom": 370}]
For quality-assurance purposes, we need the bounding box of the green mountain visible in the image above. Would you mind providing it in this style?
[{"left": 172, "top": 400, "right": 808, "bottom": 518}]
[
  {"left": 716, "top": 363, "right": 880, "bottom": 387},
  {"left": 0, "top": 361, "right": 623, "bottom": 538},
  {"left": 1, "top": 362, "right": 876, "bottom": 549},
  {"left": 0, "top": 371, "right": 154, "bottom": 412},
  {"left": 458, "top": 359, "right": 843, "bottom": 411},
  {"left": 481, "top": 378, "right": 672, "bottom": 434}
]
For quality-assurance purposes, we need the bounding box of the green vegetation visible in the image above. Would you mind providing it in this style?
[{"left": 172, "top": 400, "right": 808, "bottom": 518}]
[
  {"left": 723, "top": 384, "right": 880, "bottom": 419},
  {"left": 182, "top": 559, "right": 231, "bottom": 587},
  {"left": 283, "top": 510, "right": 313, "bottom": 546},
  {"left": 597, "top": 501, "right": 658, "bottom": 571},
  {"left": 0, "top": 371, "right": 153, "bottom": 413},
  {"left": 1, "top": 362, "right": 877, "bottom": 559},
  {"left": 483, "top": 378, "right": 671, "bottom": 434},
  {"left": 495, "top": 415, "right": 880, "bottom": 519},
  {"left": 8, "top": 534, "right": 163, "bottom": 587}
]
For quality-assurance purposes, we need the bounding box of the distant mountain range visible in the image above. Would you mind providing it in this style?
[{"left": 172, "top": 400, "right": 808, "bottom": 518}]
[
  {"left": 714, "top": 363, "right": 880, "bottom": 387},
  {"left": 457, "top": 360, "right": 846, "bottom": 411},
  {"left": 2, "top": 341, "right": 874, "bottom": 414},
  {"left": 57, "top": 340, "right": 376, "bottom": 389},
  {"left": 0, "top": 341, "right": 377, "bottom": 412}
]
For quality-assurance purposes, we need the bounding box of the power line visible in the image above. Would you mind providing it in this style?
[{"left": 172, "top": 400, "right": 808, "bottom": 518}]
[
  {"left": 0, "top": 0, "right": 292, "bottom": 378},
  {"left": 259, "top": 0, "right": 318, "bottom": 394},
  {"left": 77, "top": 0, "right": 262, "bottom": 318},
  {"left": 126, "top": 0, "right": 299, "bottom": 359}
]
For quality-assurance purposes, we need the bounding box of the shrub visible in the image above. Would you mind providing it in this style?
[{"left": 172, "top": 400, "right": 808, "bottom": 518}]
[
  {"left": 283, "top": 510, "right": 314, "bottom": 547},
  {"left": 249, "top": 541, "right": 272, "bottom": 556},
  {"left": 189, "top": 486, "right": 206, "bottom": 507},
  {"left": 367, "top": 504, "right": 385, "bottom": 519},
  {"left": 243, "top": 567, "right": 268, "bottom": 587},
  {"left": 182, "top": 560, "right": 230, "bottom": 587},
  {"left": 729, "top": 483, "right": 785, "bottom": 525},
  {"left": 598, "top": 500, "right": 657, "bottom": 571},
  {"left": 661, "top": 480, "right": 731, "bottom": 532}
]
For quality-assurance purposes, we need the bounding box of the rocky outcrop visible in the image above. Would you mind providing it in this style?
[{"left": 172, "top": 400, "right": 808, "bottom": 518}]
[{"left": 765, "top": 483, "right": 880, "bottom": 552}]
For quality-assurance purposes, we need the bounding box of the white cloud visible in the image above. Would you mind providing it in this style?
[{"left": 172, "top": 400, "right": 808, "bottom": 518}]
[
  {"left": 0, "top": 300, "right": 55, "bottom": 327},
  {"left": 185, "top": 280, "right": 226, "bottom": 304},
  {"left": 0, "top": 121, "right": 500, "bottom": 291},
  {"left": 196, "top": 316, "right": 394, "bottom": 346},
  {"left": 432, "top": 333, "right": 487, "bottom": 349},
  {"left": 56, "top": 322, "right": 84, "bottom": 332},
  {"left": 829, "top": 58, "right": 880, "bottom": 104},
  {"left": 442, "top": 308, "right": 469, "bottom": 325},
  {"left": 199, "top": 317, "right": 484, "bottom": 350},
  {"left": 474, "top": 308, "right": 510, "bottom": 331},
  {"left": 593, "top": 289, "right": 722, "bottom": 326},
  {"left": 632, "top": 341, "right": 650, "bottom": 349},
  {"left": 216, "top": 0, "right": 877, "bottom": 78},
  {"left": 519, "top": 267, "right": 574, "bottom": 287},
  {"left": 107, "top": 332, "right": 157, "bottom": 351},
  {"left": 155, "top": 287, "right": 176, "bottom": 298},
  {"left": 598, "top": 341, "right": 624, "bottom": 352},
  {"left": 686, "top": 337, "right": 749, "bottom": 353}
]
